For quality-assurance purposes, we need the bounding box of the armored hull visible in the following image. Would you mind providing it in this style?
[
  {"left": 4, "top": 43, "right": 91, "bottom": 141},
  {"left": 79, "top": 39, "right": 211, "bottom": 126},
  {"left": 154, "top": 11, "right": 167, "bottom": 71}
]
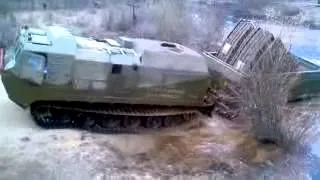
[{"left": 1, "top": 26, "right": 215, "bottom": 133}]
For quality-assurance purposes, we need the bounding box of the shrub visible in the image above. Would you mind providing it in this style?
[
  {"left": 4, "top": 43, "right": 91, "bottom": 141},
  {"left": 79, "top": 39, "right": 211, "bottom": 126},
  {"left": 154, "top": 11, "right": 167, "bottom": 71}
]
[
  {"left": 101, "top": 7, "right": 133, "bottom": 33},
  {"left": 0, "top": 2, "right": 11, "bottom": 16},
  {"left": 153, "top": 0, "right": 190, "bottom": 44},
  {"left": 0, "top": 14, "right": 17, "bottom": 48},
  {"left": 239, "top": 0, "right": 273, "bottom": 11},
  {"left": 239, "top": 37, "right": 319, "bottom": 154},
  {"left": 190, "top": 7, "right": 226, "bottom": 51}
]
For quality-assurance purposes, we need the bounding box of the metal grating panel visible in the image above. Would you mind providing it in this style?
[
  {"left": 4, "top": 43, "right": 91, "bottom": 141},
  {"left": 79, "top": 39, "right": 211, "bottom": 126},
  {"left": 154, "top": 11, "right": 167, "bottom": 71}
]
[
  {"left": 234, "top": 29, "right": 274, "bottom": 72},
  {"left": 228, "top": 27, "right": 261, "bottom": 66},
  {"left": 217, "top": 20, "right": 255, "bottom": 63}
]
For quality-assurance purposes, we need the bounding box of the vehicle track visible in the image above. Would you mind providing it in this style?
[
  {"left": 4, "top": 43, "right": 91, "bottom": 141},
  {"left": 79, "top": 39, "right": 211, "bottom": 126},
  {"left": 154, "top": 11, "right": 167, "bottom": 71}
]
[{"left": 30, "top": 101, "right": 207, "bottom": 134}]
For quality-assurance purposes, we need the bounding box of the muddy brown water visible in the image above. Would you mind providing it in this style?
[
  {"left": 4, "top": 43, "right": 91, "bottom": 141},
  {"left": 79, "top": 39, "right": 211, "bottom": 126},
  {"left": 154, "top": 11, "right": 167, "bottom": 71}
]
[{"left": 0, "top": 76, "right": 284, "bottom": 179}]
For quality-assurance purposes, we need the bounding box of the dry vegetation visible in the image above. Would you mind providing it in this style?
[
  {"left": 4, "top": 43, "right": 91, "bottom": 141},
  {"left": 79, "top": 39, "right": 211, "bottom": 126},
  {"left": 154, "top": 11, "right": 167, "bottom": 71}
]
[
  {"left": 153, "top": 0, "right": 190, "bottom": 44},
  {"left": 229, "top": 30, "right": 320, "bottom": 179},
  {"left": 0, "top": 2, "right": 17, "bottom": 48},
  {"left": 239, "top": 0, "right": 274, "bottom": 11},
  {"left": 239, "top": 37, "right": 320, "bottom": 155},
  {"left": 0, "top": 0, "right": 228, "bottom": 51}
]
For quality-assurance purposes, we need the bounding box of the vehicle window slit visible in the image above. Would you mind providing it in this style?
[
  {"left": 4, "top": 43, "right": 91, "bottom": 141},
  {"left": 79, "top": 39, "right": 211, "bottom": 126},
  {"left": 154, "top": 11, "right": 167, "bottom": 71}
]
[{"left": 112, "top": 64, "right": 122, "bottom": 74}]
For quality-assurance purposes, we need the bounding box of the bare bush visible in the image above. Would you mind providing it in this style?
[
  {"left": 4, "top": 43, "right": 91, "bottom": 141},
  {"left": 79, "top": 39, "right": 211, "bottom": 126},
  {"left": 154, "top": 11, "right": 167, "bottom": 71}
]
[
  {"left": 239, "top": 37, "right": 319, "bottom": 154},
  {"left": 0, "top": 3, "right": 16, "bottom": 48},
  {"left": 101, "top": 7, "right": 133, "bottom": 33},
  {"left": 0, "top": 2, "right": 11, "bottom": 16},
  {"left": 103, "top": 10, "right": 115, "bottom": 31},
  {"left": 0, "top": 14, "right": 17, "bottom": 48},
  {"left": 99, "top": 0, "right": 192, "bottom": 45},
  {"left": 190, "top": 7, "right": 226, "bottom": 51},
  {"left": 252, "top": 152, "right": 316, "bottom": 180},
  {"left": 153, "top": 0, "right": 190, "bottom": 44},
  {"left": 239, "top": 0, "right": 275, "bottom": 11},
  {"left": 114, "top": 10, "right": 133, "bottom": 32}
]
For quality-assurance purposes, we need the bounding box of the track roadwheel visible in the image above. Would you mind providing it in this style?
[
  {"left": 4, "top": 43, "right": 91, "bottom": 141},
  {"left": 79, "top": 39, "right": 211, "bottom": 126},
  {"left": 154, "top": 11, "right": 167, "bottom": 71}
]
[
  {"left": 102, "top": 118, "right": 121, "bottom": 129},
  {"left": 60, "top": 114, "right": 72, "bottom": 125},
  {"left": 123, "top": 116, "right": 140, "bottom": 129},
  {"left": 163, "top": 116, "right": 178, "bottom": 127},
  {"left": 83, "top": 116, "right": 95, "bottom": 129},
  {"left": 146, "top": 117, "right": 162, "bottom": 129},
  {"left": 183, "top": 113, "right": 196, "bottom": 121},
  {"left": 32, "top": 106, "right": 54, "bottom": 128}
]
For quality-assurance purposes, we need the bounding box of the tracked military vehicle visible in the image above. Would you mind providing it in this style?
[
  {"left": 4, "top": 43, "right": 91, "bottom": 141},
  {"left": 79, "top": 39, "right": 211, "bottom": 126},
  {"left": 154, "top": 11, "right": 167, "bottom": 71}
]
[
  {"left": 2, "top": 20, "right": 316, "bottom": 133},
  {"left": 0, "top": 25, "right": 221, "bottom": 133}
]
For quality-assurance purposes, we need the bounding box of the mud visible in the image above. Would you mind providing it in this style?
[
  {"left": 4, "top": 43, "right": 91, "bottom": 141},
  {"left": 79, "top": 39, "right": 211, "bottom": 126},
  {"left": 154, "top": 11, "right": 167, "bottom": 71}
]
[{"left": 136, "top": 119, "right": 284, "bottom": 177}]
